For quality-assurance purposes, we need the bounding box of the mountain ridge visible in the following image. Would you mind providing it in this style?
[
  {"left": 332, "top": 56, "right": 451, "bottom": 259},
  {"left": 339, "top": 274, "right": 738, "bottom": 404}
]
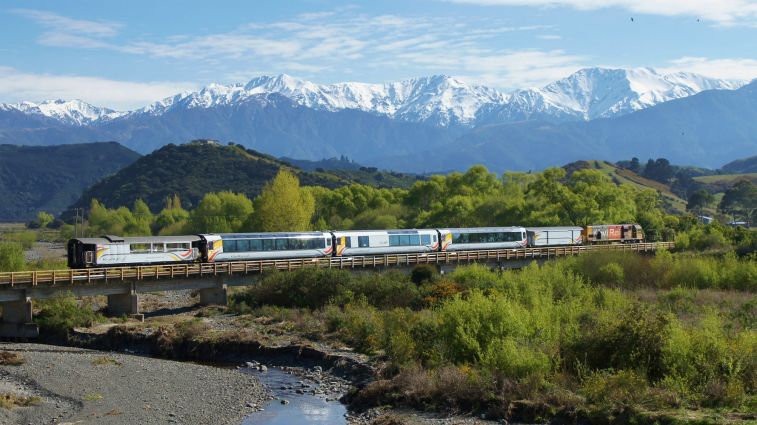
[{"left": 1, "top": 67, "right": 744, "bottom": 128}]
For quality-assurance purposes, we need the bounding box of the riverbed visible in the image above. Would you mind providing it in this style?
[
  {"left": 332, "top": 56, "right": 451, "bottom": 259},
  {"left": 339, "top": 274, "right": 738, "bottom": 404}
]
[{"left": 242, "top": 366, "right": 348, "bottom": 424}]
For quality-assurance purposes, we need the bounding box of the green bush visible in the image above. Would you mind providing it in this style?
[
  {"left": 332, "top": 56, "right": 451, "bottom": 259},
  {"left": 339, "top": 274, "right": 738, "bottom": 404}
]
[
  {"left": 34, "top": 295, "right": 104, "bottom": 336},
  {"left": 0, "top": 242, "right": 25, "bottom": 272},
  {"left": 410, "top": 264, "right": 437, "bottom": 285}
]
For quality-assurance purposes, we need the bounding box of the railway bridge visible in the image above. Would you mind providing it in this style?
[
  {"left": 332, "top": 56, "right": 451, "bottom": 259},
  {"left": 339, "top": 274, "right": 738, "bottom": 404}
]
[{"left": 0, "top": 242, "right": 673, "bottom": 338}]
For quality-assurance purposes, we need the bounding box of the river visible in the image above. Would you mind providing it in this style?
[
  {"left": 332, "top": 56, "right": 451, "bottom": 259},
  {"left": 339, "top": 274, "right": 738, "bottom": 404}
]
[{"left": 241, "top": 366, "right": 348, "bottom": 424}]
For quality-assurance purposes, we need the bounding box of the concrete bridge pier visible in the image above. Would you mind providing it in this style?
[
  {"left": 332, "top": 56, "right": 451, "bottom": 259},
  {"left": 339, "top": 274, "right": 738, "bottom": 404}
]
[
  {"left": 107, "top": 287, "right": 143, "bottom": 321},
  {"left": 0, "top": 296, "right": 39, "bottom": 338},
  {"left": 199, "top": 277, "right": 227, "bottom": 306}
]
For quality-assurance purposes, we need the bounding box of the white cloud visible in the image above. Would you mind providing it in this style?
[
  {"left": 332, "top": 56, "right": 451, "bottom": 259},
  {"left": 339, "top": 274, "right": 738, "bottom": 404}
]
[
  {"left": 661, "top": 56, "right": 757, "bottom": 80},
  {"left": 12, "top": 8, "right": 585, "bottom": 90},
  {"left": 0, "top": 66, "right": 197, "bottom": 110},
  {"left": 11, "top": 9, "right": 122, "bottom": 36},
  {"left": 446, "top": 0, "right": 757, "bottom": 25}
]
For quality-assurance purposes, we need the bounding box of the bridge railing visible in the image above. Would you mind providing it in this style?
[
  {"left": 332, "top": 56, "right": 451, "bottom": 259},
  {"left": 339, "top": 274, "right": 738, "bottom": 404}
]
[{"left": 0, "top": 242, "right": 673, "bottom": 287}]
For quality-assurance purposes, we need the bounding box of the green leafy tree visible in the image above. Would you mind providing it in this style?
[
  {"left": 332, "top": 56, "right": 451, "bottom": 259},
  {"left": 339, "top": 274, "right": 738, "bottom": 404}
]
[
  {"left": 251, "top": 170, "right": 314, "bottom": 231},
  {"left": 719, "top": 180, "right": 757, "bottom": 223},
  {"left": 35, "top": 211, "right": 54, "bottom": 228},
  {"left": 686, "top": 189, "right": 714, "bottom": 213},
  {"left": 189, "top": 192, "right": 253, "bottom": 233},
  {"left": 155, "top": 194, "right": 190, "bottom": 234}
]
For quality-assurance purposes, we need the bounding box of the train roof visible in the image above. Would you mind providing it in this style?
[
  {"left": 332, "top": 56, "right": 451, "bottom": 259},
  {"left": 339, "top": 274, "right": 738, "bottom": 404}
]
[
  {"left": 438, "top": 226, "right": 526, "bottom": 232},
  {"left": 331, "top": 229, "right": 437, "bottom": 235},
  {"left": 70, "top": 235, "right": 201, "bottom": 244},
  {"left": 210, "top": 232, "right": 330, "bottom": 239},
  {"left": 526, "top": 226, "right": 583, "bottom": 231}
]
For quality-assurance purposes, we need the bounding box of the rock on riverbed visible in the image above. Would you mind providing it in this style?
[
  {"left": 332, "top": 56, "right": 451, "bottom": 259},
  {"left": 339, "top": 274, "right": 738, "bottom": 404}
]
[{"left": 0, "top": 342, "right": 267, "bottom": 425}]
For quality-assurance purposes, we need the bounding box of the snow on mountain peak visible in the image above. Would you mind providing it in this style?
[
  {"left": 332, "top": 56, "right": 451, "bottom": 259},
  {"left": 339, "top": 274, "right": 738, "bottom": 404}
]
[
  {"left": 1, "top": 99, "right": 124, "bottom": 125},
  {"left": 3, "top": 68, "right": 747, "bottom": 128}
]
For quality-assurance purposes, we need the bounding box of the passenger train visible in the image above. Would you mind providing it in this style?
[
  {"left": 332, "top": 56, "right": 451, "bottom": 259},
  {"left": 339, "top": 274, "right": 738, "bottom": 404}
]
[{"left": 67, "top": 224, "right": 644, "bottom": 269}]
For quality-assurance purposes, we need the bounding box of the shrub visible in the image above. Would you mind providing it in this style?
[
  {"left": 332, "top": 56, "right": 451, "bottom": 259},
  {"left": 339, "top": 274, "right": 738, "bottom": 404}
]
[
  {"left": 34, "top": 295, "right": 104, "bottom": 336},
  {"left": 327, "top": 299, "right": 382, "bottom": 354},
  {"left": 410, "top": 264, "right": 437, "bottom": 285},
  {"left": 580, "top": 369, "right": 652, "bottom": 410},
  {"left": 0, "top": 242, "right": 25, "bottom": 272},
  {"left": 596, "top": 262, "right": 625, "bottom": 286}
]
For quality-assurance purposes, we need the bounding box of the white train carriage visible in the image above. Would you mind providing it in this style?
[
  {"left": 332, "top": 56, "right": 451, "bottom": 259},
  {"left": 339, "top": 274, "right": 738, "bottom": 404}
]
[
  {"left": 526, "top": 226, "right": 584, "bottom": 247},
  {"left": 332, "top": 229, "right": 439, "bottom": 257},
  {"left": 438, "top": 227, "right": 527, "bottom": 251},
  {"left": 201, "top": 232, "right": 333, "bottom": 262},
  {"left": 67, "top": 235, "right": 202, "bottom": 268}
]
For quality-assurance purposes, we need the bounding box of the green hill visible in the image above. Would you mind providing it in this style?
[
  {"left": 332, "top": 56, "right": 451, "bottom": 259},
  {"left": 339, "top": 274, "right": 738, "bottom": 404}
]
[
  {"left": 0, "top": 142, "right": 140, "bottom": 222},
  {"left": 564, "top": 160, "right": 688, "bottom": 212},
  {"left": 721, "top": 155, "right": 757, "bottom": 174},
  {"left": 69, "top": 140, "right": 416, "bottom": 214}
]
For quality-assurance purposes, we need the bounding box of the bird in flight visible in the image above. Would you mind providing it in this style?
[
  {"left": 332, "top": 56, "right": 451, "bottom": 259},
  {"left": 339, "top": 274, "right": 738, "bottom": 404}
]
[{"left": 631, "top": 17, "right": 634, "bottom": 22}]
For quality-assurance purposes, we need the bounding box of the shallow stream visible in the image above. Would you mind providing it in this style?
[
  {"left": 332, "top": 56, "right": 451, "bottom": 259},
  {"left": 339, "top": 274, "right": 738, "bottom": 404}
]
[{"left": 241, "top": 366, "right": 348, "bottom": 424}]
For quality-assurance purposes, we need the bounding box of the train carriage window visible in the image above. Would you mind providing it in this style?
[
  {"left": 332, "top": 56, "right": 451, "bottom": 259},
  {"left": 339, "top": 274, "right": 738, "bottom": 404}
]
[
  {"left": 389, "top": 235, "right": 399, "bottom": 246},
  {"left": 421, "top": 235, "right": 431, "bottom": 245},
  {"left": 166, "top": 243, "right": 189, "bottom": 252},
  {"left": 275, "top": 239, "right": 288, "bottom": 250},
  {"left": 249, "top": 239, "right": 262, "bottom": 251},
  {"left": 237, "top": 239, "right": 250, "bottom": 252},
  {"left": 262, "top": 239, "right": 274, "bottom": 251},
  {"left": 130, "top": 243, "right": 150, "bottom": 253},
  {"left": 433, "top": 234, "right": 437, "bottom": 242},
  {"left": 225, "top": 240, "right": 238, "bottom": 252},
  {"left": 358, "top": 236, "right": 369, "bottom": 247},
  {"left": 399, "top": 235, "right": 411, "bottom": 246},
  {"left": 152, "top": 243, "right": 165, "bottom": 253},
  {"left": 409, "top": 235, "right": 420, "bottom": 245}
]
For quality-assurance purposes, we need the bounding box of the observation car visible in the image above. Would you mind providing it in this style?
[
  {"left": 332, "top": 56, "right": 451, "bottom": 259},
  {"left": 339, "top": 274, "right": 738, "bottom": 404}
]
[
  {"left": 331, "top": 229, "right": 439, "bottom": 257},
  {"left": 201, "top": 232, "right": 333, "bottom": 262},
  {"left": 67, "top": 235, "right": 202, "bottom": 268},
  {"left": 437, "top": 227, "right": 527, "bottom": 251},
  {"left": 526, "top": 226, "right": 584, "bottom": 247}
]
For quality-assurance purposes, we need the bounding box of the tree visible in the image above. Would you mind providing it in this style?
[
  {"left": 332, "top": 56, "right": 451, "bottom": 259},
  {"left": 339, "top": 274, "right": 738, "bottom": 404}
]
[
  {"left": 719, "top": 180, "right": 757, "bottom": 224},
  {"left": 35, "top": 211, "right": 54, "bottom": 228},
  {"left": 642, "top": 158, "right": 674, "bottom": 183},
  {"left": 155, "top": 194, "right": 190, "bottom": 234},
  {"left": 190, "top": 192, "right": 253, "bottom": 233},
  {"left": 686, "top": 189, "right": 714, "bottom": 213},
  {"left": 629, "top": 157, "right": 641, "bottom": 174},
  {"left": 251, "top": 170, "right": 314, "bottom": 232}
]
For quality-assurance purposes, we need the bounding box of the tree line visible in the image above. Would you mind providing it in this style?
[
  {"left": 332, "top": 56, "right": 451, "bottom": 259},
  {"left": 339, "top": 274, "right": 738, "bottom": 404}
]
[{"left": 77, "top": 165, "right": 675, "bottom": 239}]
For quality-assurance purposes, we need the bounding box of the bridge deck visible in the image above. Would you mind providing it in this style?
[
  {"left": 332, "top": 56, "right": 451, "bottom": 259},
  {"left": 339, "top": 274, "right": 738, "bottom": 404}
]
[{"left": 0, "top": 242, "right": 673, "bottom": 287}]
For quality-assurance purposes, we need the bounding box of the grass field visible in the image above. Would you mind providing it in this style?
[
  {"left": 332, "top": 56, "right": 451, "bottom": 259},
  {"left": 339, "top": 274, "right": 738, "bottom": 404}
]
[{"left": 693, "top": 172, "right": 757, "bottom": 184}]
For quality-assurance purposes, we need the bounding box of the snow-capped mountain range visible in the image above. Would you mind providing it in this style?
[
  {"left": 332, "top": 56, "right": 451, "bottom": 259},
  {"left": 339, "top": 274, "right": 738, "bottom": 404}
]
[
  {"left": 0, "top": 67, "right": 746, "bottom": 128},
  {"left": 0, "top": 99, "right": 125, "bottom": 126}
]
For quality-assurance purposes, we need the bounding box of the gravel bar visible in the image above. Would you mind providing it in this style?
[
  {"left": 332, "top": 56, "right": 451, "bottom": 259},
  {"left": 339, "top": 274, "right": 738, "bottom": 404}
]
[{"left": 0, "top": 342, "right": 267, "bottom": 425}]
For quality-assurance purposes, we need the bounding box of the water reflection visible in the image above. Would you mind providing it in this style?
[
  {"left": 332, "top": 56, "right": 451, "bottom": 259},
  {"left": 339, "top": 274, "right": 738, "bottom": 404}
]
[{"left": 241, "top": 367, "right": 347, "bottom": 425}]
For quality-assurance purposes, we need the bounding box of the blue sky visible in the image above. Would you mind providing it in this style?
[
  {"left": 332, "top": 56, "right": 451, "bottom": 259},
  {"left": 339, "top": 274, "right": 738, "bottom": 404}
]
[{"left": 2, "top": 0, "right": 757, "bottom": 109}]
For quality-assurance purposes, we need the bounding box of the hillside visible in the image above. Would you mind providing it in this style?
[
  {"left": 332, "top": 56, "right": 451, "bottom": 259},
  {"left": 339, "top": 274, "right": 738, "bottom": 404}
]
[
  {"left": 0, "top": 142, "right": 140, "bottom": 221},
  {"left": 68, "top": 140, "right": 413, "bottom": 214},
  {"left": 280, "top": 156, "right": 423, "bottom": 188},
  {"left": 721, "top": 155, "right": 757, "bottom": 173},
  {"left": 563, "top": 160, "right": 688, "bottom": 212}
]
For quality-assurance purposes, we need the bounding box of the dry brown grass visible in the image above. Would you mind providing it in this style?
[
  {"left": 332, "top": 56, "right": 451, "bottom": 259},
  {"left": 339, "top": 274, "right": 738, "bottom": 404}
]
[
  {"left": 91, "top": 356, "right": 122, "bottom": 366},
  {"left": 0, "top": 351, "right": 25, "bottom": 366},
  {"left": 0, "top": 392, "right": 41, "bottom": 409}
]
